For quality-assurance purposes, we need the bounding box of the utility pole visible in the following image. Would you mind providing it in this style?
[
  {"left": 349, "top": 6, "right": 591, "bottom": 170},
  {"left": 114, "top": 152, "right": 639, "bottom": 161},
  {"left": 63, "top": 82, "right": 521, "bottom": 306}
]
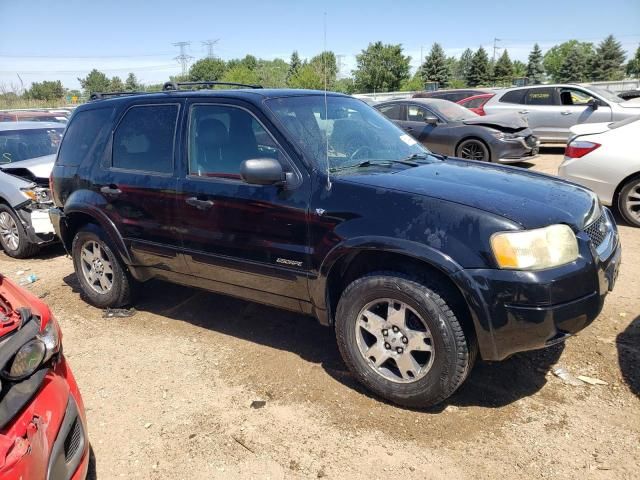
[
  {"left": 173, "top": 41, "right": 194, "bottom": 76},
  {"left": 492, "top": 38, "right": 502, "bottom": 63},
  {"left": 202, "top": 39, "right": 219, "bottom": 59},
  {"left": 336, "top": 54, "right": 346, "bottom": 79}
]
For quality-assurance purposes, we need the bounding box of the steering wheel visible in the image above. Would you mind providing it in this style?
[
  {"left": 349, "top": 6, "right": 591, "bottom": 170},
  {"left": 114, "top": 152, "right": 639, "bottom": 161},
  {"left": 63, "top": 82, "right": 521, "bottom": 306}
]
[{"left": 350, "top": 145, "right": 373, "bottom": 161}]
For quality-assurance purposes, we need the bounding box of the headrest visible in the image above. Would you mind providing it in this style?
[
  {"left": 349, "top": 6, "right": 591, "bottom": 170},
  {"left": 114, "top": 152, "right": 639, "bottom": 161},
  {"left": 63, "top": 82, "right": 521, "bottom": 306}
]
[{"left": 198, "top": 118, "right": 228, "bottom": 145}]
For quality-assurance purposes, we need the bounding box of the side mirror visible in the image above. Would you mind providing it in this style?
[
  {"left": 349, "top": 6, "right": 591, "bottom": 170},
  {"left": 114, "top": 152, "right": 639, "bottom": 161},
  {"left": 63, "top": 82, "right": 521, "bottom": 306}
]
[
  {"left": 240, "top": 158, "right": 286, "bottom": 186},
  {"left": 588, "top": 98, "right": 599, "bottom": 110},
  {"left": 424, "top": 116, "right": 439, "bottom": 125}
]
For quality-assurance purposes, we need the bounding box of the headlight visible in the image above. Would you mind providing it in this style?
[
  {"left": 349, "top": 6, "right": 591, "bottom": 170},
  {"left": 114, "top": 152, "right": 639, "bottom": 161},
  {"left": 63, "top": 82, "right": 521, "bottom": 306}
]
[
  {"left": 491, "top": 132, "right": 516, "bottom": 140},
  {"left": 490, "top": 224, "right": 579, "bottom": 270},
  {"left": 2, "top": 317, "right": 61, "bottom": 381},
  {"left": 20, "top": 186, "right": 52, "bottom": 204}
]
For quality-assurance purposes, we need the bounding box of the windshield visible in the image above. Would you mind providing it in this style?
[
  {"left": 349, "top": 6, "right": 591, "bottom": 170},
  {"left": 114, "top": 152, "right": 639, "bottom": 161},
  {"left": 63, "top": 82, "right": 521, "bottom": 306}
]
[
  {"left": 0, "top": 128, "right": 64, "bottom": 164},
  {"left": 427, "top": 100, "right": 479, "bottom": 121},
  {"left": 588, "top": 86, "right": 624, "bottom": 103},
  {"left": 265, "top": 95, "right": 429, "bottom": 172}
]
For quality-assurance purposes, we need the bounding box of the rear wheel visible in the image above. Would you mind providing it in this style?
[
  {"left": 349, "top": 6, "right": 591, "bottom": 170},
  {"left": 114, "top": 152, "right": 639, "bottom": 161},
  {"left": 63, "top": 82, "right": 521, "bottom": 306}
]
[
  {"left": 72, "top": 224, "right": 133, "bottom": 308},
  {"left": 0, "top": 204, "right": 39, "bottom": 258},
  {"left": 456, "top": 139, "right": 490, "bottom": 162},
  {"left": 335, "top": 272, "right": 475, "bottom": 408},
  {"left": 618, "top": 177, "right": 640, "bottom": 227}
]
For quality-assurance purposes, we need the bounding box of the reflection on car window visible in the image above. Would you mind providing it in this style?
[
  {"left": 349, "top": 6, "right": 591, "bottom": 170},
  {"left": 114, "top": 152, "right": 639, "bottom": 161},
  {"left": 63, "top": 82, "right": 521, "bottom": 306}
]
[
  {"left": 113, "top": 104, "right": 177, "bottom": 173},
  {"left": 0, "top": 128, "right": 64, "bottom": 164},
  {"left": 408, "top": 105, "right": 427, "bottom": 121},
  {"left": 266, "top": 96, "right": 428, "bottom": 172},
  {"left": 378, "top": 104, "right": 404, "bottom": 121},
  {"left": 559, "top": 88, "right": 595, "bottom": 106},
  {"left": 188, "top": 105, "right": 284, "bottom": 179},
  {"left": 525, "top": 88, "right": 555, "bottom": 105}
]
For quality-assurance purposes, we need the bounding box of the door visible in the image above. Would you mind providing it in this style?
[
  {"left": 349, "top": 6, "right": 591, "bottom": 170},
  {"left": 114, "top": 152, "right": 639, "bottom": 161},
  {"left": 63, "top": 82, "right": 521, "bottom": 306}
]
[
  {"left": 554, "top": 87, "right": 612, "bottom": 140},
  {"left": 177, "top": 100, "right": 311, "bottom": 305},
  {"left": 94, "top": 101, "right": 186, "bottom": 272},
  {"left": 518, "top": 87, "right": 563, "bottom": 142}
]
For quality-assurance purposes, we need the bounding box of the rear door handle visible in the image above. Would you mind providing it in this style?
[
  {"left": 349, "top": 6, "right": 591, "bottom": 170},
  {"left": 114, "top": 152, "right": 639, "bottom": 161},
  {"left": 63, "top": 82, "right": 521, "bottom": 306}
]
[
  {"left": 561, "top": 111, "right": 572, "bottom": 115},
  {"left": 100, "top": 185, "right": 121, "bottom": 195},
  {"left": 518, "top": 110, "right": 529, "bottom": 114},
  {"left": 186, "top": 197, "right": 214, "bottom": 210}
]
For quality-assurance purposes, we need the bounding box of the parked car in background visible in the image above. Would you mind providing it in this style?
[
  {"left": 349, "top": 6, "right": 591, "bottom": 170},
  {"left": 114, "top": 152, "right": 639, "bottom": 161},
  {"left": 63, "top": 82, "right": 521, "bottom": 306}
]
[
  {"left": 375, "top": 98, "right": 539, "bottom": 162},
  {"left": 49, "top": 84, "right": 620, "bottom": 407},
  {"left": 617, "top": 89, "right": 640, "bottom": 101},
  {"left": 0, "top": 110, "right": 68, "bottom": 124},
  {"left": 0, "top": 274, "right": 89, "bottom": 480},
  {"left": 413, "top": 88, "right": 491, "bottom": 102},
  {"left": 483, "top": 84, "right": 640, "bottom": 143},
  {"left": 0, "top": 122, "right": 64, "bottom": 257},
  {"left": 559, "top": 116, "right": 640, "bottom": 227},
  {"left": 457, "top": 93, "right": 495, "bottom": 116}
]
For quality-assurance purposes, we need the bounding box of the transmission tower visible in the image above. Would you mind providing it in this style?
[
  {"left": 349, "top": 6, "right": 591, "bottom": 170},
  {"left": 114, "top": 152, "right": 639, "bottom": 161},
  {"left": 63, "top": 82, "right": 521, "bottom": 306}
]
[
  {"left": 173, "top": 41, "right": 194, "bottom": 76},
  {"left": 202, "top": 39, "right": 220, "bottom": 59},
  {"left": 336, "top": 54, "right": 347, "bottom": 79},
  {"left": 492, "top": 38, "right": 502, "bottom": 63}
]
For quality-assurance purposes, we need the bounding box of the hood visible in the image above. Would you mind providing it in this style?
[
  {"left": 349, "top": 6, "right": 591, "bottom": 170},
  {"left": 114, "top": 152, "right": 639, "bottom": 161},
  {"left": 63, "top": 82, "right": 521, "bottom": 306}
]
[
  {"left": 461, "top": 112, "right": 529, "bottom": 132},
  {"left": 570, "top": 122, "right": 611, "bottom": 137},
  {"left": 0, "top": 154, "right": 55, "bottom": 184},
  {"left": 344, "top": 159, "right": 596, "bottom": 230},
  {"left": 618, "top": 99, "right": 640, "bottom": 108}
]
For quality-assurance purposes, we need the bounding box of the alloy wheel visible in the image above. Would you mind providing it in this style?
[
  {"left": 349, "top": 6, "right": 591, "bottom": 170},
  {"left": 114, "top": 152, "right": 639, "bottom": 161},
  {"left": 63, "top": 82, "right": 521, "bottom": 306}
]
[
  {"left": 459, "top": 140, "right": 488, "bottom": 161},
  {"left": 80, "top": 240, "right": 114, "bottom": 294},
  {"left": 355, "top": 298, "right": 435, "bottom": 383},
  {"left": 0, "top": 212, "right": 20, "bottom": 251},
  {"left": 624, "top": 180, "right": 640, "bottom": 223}
]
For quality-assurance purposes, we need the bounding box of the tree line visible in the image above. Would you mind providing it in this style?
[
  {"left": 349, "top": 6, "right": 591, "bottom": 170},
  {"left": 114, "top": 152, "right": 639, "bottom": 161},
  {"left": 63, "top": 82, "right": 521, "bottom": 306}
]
[{"left": 4, "top": 34, "right": 640, "bottom": 105}]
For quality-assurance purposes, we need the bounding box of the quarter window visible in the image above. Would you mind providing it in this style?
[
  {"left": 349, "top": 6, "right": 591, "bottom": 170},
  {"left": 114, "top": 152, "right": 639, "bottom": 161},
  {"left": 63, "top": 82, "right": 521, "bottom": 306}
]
[
  {"left": 57, "top": 107, "right": 113, "bottom": 167},
  {"left": 525, "top": 88, "right": 555, "bottom": 105},
  {"left": 499, "top": 89, "right": 527, "bottom": 104},
  {"left": 188, "top": 105, "right": 284, "bottom": 178},
  {"left": 113, "top": 104, "right": 178, "bottom": 173}
]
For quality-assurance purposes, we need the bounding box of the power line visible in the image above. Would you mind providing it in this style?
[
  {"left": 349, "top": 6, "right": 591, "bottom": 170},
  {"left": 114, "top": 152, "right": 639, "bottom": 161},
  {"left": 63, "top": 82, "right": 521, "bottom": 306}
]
[
  {"left": 0, "top": 64, "right": 178, "bottom": 74},
  {"left": 0, "top": 53, "right": 173, "bottom": 59},
  {"left": 172, "top": 41, "right": 193, "bottom": 76},
  {"left": 201, "top": 39, "right": 220, "bottom": 59}
]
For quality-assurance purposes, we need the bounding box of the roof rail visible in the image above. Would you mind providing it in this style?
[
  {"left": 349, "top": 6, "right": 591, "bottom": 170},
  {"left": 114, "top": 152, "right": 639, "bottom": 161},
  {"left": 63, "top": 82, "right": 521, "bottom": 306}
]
[
  {"left": 89, "top": 91, "right": 152, "bottom": 101},
  {"left": 162, "top": 81, "right": 263, "bottom": 91}
]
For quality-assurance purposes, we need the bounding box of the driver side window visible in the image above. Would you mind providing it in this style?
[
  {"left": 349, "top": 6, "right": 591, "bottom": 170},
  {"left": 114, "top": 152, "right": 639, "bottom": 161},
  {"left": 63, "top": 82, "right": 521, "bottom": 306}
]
[
  {"left": 559, "top": 88, "right": 596, "bottom": 106},
  {"left": 408, "top": 105, "right": 428, "bottom": 122}
]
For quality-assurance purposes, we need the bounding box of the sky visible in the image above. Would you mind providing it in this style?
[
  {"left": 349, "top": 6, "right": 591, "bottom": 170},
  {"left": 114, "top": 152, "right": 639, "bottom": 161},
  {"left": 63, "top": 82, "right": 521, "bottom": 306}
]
[{"left": 1, "top": 0, "right": 639, "bottom": 90}]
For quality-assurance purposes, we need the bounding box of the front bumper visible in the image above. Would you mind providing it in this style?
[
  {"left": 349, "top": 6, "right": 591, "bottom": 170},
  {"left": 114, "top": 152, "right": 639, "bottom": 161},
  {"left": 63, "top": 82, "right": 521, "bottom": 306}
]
[
  {"left": 15, "top": 205, "right": 57, "bottom": 245},
  {"left": 496, "top": 135, "right": 540, "bottom": 164},
  {"left": 0, "top": 357, "right": 89, "bottom": 480},
  {"left": 453, "top": 208, "right": 620, "bottom": 361}
]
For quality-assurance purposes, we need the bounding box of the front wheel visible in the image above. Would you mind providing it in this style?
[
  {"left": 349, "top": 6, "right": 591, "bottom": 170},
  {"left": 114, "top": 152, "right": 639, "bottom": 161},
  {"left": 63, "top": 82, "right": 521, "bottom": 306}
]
[
  {"left": 335, "top": 273, "right": 475, "bottom": 408},
  {"left": 456, "top": 139, "right": 490, "bottom": 162},
  {"left": 618, "top": 177, "right": 640, "bottom": 227},
  {"left": 0, "top": 204, "right": 39, "bottom": 258}
]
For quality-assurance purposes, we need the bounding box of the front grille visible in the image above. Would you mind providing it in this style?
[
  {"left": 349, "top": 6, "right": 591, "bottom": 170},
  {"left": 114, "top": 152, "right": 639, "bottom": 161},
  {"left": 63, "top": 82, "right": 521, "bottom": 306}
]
[
  {"left": 63, "top": 418, "right": 82, "bottom": 462},
  {"left": 584, "top": 211, "right": 608, "bottom": 248}
]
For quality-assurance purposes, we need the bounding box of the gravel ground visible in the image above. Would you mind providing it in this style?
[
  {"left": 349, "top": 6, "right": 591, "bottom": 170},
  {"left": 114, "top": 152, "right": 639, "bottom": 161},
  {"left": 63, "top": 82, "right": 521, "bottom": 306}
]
[{"left": 1, "top": 149, "right": 638, "bottom": 480}]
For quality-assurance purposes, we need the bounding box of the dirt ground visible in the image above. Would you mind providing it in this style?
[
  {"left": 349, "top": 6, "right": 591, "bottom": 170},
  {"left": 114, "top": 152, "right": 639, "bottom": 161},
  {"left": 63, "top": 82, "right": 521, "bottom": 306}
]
[{"left": 1, "top": 149, "right": 638, "bottom": 480}]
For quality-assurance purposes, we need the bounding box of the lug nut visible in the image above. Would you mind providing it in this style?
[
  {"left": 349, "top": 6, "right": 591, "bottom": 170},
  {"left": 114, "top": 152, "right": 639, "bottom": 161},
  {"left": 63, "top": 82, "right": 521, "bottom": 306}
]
[
  {"left": 392, "top": 326, "right": 399, "bottom": 333},
  {"left": 382, "top": 329, "right": 388, "bottom": 336},
  {"left": 396, "top": 347, "right": 403, "bottom": 354},
  {"left": 384, "top": 343, "right": 391, "bottom": 350},
  {"left": 402, "top": 337, "right": 408, "bottom": 344}
]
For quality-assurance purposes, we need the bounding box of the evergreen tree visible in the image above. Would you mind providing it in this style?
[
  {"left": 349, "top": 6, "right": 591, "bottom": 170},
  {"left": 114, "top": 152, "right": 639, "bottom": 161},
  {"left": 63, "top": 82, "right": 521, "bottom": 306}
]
[
  {"left": 124, "top": 73, "right": 140, "bottom": 91},
  {"left": 493, "top": 50, "right": 513, "bottom": 85},
  {"left": 526, "top": 43, "right": 545, "bottom": 84},
  {"left": 544, "top": 41, "right": 594, "bottom": 82},
  {"left": 109, "top": 76, "right": 124, "bottom": 92},
  {"left": 287, "top": 51, "right": 301, "bottom": 83},
  {"left": 558, "top": 46, "right": 588, "bottom": 82},
  {"left": 467, "top": 47, "right": 490, "bottom": 86},
  {"left": 419, "top": 43, "right": 450, "bottom": 88},
  {"left": 456, "top": 48, "right": 473, "bottom": 83},
  {"left": 512, "top": 60, "right": 527, "bottom": 78},
  {"left": 592, "top": 35, "right": 626, "bottom": 81},
  {"left": 627, "top": 45, "right": 640, "bottom": 78},
  {"left": 77, "top": 69, "right": 111, "bottom": 94}
]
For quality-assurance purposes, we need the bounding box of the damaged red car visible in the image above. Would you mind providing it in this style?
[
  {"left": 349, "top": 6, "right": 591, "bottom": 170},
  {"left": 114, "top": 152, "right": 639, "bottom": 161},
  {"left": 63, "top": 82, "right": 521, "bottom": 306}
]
[{"left": 0, "top": 275, "right": 89, "bottom": 479}]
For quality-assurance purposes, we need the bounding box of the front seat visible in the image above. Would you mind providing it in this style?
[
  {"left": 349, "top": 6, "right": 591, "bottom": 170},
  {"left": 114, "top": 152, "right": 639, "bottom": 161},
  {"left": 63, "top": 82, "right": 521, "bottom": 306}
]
[
  {"left": 194, "top": 118, "right": 229, "bottom": 176},
  {"left": 560, "top": 91, "right": 573, "bottom": 106}
]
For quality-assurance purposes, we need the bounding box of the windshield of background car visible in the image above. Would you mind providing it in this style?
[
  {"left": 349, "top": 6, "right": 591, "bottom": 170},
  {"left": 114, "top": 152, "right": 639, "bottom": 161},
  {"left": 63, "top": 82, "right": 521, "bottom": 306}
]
[
  {"left": 0, "top": 127, "right": 64, "bottom": 164},
  {"left": 427, "top": 101, "right": 479, "bottom": 121},
  {"left": 589, "top": 86, "right": 624, "bottom": 103},
  {"left": 265, "top": 95, "right": 429, "bottom": 172}
]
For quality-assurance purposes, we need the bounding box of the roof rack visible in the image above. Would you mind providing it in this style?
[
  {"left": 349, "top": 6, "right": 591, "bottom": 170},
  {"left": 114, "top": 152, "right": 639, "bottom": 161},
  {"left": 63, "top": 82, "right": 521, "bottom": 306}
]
[
  {"left": 162, "top": 81, "right": 263, "bottom": 91},
  {"left": 89, "top": 91, "right": 151, "bottom": 101}
]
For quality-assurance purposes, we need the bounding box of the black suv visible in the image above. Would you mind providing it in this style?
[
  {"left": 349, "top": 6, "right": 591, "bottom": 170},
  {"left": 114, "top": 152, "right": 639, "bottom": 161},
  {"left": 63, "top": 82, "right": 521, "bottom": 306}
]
[{"left": 49, "top": 82, "right": 621, "bottom": 407}]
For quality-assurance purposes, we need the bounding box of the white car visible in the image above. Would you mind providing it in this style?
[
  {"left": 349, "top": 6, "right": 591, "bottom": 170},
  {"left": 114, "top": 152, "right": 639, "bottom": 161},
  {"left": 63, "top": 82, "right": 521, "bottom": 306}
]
[{"left": 558, "top": 116, "right": 640, "bottom": 227}]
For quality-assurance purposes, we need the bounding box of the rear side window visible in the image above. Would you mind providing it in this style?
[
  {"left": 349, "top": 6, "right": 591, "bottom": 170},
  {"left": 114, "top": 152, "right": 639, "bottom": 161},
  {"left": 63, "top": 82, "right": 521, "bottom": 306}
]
[
  {"left": 113, "top": 104, "right": 178, "bottom": 174},
  {"left": 499, "top": 89, "right": 527, "bottom": 104},
  {"left": 525, "top": 88, "right": 555, "bottom": 105},
  {"left": 378, "top": 104, "right": 404, "bottom": 120},
  {"left": 463, "top": 97, "right": 487, "bottom": 108},
  {"left": 57, "top": 107, "right": 113, "bottom": 167}
]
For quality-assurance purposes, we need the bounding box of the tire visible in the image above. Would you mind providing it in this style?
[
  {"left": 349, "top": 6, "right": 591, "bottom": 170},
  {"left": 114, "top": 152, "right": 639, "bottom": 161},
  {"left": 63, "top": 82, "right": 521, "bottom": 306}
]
[
  {"left": 0, "top": 204, "right": 40, "bottom": 258},
  {"left": 617, "top": 176, "right": 640, "bottom": 227},
  {"left": 335, "top": 272, "right": 475, "bottom": 408},
  {"left": 456, "top": 138, "right": 490, "bottom": 162},
  {"left": 72, "top": 224, "right": 133, "bottom": 308}
]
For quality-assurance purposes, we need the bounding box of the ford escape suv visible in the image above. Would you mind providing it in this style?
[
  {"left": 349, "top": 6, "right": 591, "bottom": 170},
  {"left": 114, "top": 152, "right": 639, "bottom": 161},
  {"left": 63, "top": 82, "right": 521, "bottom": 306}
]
[{"left": 49, "top": 82, "right": 621, "bottom": 407}]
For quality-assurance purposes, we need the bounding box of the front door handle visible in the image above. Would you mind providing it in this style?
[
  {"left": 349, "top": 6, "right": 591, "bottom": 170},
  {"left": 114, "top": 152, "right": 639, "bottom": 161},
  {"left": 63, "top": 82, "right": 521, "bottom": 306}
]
[
  {"left": 404, "top": 126, "right": 414, "bottom": 132},
  {"left": 561, "top": 111, "right": 572, "bottom": 115},
  {"left": 518, "top": 110, "right": 529, "bottom": 114},
  {"left": 186, "top": 197, "right": 214, "bottom": 210},
  {"left": 100, "top": 185, "right": 121, "bottom": 195}
]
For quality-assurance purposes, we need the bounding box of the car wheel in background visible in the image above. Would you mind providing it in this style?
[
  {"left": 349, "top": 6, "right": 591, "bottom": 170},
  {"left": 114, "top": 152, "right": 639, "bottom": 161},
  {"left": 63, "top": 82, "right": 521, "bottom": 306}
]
[
  {"left": 72, "top": 224, "right": 134, "bottom": 308},
  {"left": 456, "top": 139, "right": 490, "bottom": 162},
  {"left": 335, "top": 272, "right": 475, "bottom": 408},
  {"left": 618, "top": 176, "right": 640, "bottom": 227},
  {"left": 0, "top": 204, "right": 39, "bottom": 258}
]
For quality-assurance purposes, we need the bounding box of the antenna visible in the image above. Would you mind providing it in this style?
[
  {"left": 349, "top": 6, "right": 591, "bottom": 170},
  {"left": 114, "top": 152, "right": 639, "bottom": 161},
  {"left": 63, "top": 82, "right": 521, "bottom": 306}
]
[{"left": 323, "top": 12, "right": 331, "bottom": 190}]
